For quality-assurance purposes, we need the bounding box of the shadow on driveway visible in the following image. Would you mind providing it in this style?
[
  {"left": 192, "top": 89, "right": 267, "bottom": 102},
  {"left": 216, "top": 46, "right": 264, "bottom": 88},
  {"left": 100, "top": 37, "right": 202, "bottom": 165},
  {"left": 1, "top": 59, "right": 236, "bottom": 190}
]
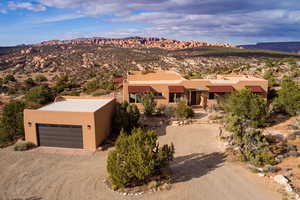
[{"left": 171, "top": 152, "right": 226, "bottom": 183}]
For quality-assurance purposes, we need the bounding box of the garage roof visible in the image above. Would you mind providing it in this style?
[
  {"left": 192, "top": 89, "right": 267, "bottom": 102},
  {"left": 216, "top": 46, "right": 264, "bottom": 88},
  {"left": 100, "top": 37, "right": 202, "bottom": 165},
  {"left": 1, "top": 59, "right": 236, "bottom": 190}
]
[{"left": 38, "top": 99, "right": 113, "bottom": 113}]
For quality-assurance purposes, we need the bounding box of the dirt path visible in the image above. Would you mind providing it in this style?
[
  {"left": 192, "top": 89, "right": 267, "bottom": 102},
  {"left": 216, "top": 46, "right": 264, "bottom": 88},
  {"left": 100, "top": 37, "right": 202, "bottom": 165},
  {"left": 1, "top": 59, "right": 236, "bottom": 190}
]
[{"left": 0, "top": 124, "right": 281, "bottom": 200}]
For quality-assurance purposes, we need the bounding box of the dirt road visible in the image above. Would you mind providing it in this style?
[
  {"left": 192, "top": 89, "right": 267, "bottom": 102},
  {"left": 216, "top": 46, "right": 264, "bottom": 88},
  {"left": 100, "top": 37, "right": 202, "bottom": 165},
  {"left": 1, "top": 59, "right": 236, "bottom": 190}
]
[{"left": 0, "top": 124, "right": 281, "bottom": 200}]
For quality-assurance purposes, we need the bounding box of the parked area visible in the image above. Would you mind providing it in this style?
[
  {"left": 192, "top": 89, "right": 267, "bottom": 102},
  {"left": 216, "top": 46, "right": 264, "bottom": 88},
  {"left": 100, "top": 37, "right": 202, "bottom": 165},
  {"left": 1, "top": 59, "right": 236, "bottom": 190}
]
[{"left": 0, "top": 124, "right": 280, "bottom": 200}]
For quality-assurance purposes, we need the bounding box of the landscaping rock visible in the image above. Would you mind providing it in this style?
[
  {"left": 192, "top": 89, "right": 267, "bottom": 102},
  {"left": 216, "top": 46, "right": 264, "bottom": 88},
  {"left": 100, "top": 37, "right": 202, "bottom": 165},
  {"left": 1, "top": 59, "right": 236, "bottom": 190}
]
[
  {"left": 257, "top": 173, "right": 265, "bottom": 177},
  {"left": 160, "top": 183, "right": 171, "bottom": 190},
  {"left": 288, "top": 151, "right": 300, "bottom": 157},
  {"left": 263, "top": 165, "right": 280, "bottom": 173},
  {"left": 276, "top": 155, "right": 284, "bottom": 161},
  {"left": 283, "top": 168, "right": 293, "bottom": 172},
  {"left": 287, "top": 144, "right": 297, "bottom": 152},
  {"left": 293, "top": 130, "right": 300, "bottom": 135},
  {"left": 287, "top": 133, "right": 296, "bottom": 140},
  {"left": 284, "top": 173, "right": 293, "bottom": 179},
  {"left": 274, "top": 175, "right": 289, "bottom": 185},
  {"left": 147, "top": 180, "right": 158, "bottom": 189},
  {"left": 286, "top": 184, "right": 293, "bottom": 192}
]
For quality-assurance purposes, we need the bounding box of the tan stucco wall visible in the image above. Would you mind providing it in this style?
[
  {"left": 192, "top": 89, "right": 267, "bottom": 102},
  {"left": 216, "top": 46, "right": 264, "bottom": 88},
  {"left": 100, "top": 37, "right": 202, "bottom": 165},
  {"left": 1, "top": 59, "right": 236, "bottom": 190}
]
[
  {"left": 123, "top": 74, "right": 268, "bottom": 108},
  {"left": 24, "top": 97, "right": 116, "bottom": 151},
  {"left": 93, "top": 99, "right": 116, "bottom": 147},
  {"left": 123, "top": 81, "right": 188, "bottom": 110}
]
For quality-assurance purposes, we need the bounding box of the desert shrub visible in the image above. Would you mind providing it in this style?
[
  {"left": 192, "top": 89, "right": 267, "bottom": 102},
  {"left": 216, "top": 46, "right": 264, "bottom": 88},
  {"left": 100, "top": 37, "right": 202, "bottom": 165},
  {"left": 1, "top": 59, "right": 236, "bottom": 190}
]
[
  {"left": 234, "top": 127, "right": 275, "bottom": 167},
  {"left": 0, "top": 100, "right": 25, "bottom": 142},
  {"left": 164, "top": 106, "right": 176, "bottom": 118},
  {"left": 141, "top": 93, "right": 156, "bottom": 116},
  {"left": 67, "top": 90, "right": 80, "bottom": 96},
  {"left": 52, "top": 74, "right": 79, "bottom": 95},
  {"left": 25, "top": 85, "right": 54, "bottom": 108},
  {"left": 263, "top": 70, "right": 277, "bottom": 88},
  {"left": 92, "top": 91, "right": 110, "bottom": 96},
  {"left": 156, "top": 104, "right": 166, "bottom": 115},
  {"left": 113, "top": 101, "right": 140, "bottom": 134},
  {"left": 34, "top": 74, "right": 48, "bottom": 82},
  {"left": 225, "top": 89, "right": 268, "bottom": 128},
  {"left": 84, "top": 80, "right": 99, "bottom": 94},
  {"left": 107, "top": 128, "right": 174, "bottom": 188},
  {"left": 3, "top": 74, "right": 16, "bottom": 83},
  {"left": 24, "top": 78, "right": 36, "bottom": 90},
  {"left": 175, "top": 103, "right": 194, "bottom": 119},
  {"left": 99, "top": 80, "right": 115, "bottom": 90},
  {"left": 274, "top": 77, "right": 300, "bottom": 116},
  {"left": 14, "top": 141, "right": 36, "bottom": 151}
]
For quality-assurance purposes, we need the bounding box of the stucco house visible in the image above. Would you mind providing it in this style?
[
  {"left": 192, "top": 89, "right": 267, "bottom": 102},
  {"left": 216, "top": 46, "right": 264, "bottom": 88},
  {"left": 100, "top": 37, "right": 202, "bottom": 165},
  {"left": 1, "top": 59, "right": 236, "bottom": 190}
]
[
  {"left": 24, "top": 96, "right": 115, "bottom": 151},
  {"left": 123, "top": 70, "right": 268, "bottom": 109}
]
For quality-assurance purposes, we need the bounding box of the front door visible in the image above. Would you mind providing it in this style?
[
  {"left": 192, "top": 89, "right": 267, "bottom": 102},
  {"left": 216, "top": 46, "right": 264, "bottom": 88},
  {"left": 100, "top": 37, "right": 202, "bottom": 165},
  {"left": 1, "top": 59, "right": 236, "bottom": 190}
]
[{"left": 191, "top": 91, "right": 197, "bottom": 105}]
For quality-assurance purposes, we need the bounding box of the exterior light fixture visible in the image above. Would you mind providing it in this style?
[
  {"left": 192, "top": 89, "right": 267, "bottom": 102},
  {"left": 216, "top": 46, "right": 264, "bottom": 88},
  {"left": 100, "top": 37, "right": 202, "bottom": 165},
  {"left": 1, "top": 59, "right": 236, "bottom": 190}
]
[
  {"left": 87, "top": 125, "right": 91, "bottom": 129},
  {"left": 28, "top": 122, "right": 32, "bottom": 127}
]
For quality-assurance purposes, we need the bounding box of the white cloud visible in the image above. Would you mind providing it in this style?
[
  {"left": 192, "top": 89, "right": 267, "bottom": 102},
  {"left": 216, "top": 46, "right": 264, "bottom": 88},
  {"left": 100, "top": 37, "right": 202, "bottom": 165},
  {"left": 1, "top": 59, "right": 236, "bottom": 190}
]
[
  {"left": 0, "top": 9, "right": 7, "bottom": 14},
  {"left": 8, "top": 1, "right": 46, "bottom": 12},
  {"left": 31, "top": 0, "right": 300, "bottom": 43},
  {"left": 37, "top": 14, "right": 84, "bottom": 23}
]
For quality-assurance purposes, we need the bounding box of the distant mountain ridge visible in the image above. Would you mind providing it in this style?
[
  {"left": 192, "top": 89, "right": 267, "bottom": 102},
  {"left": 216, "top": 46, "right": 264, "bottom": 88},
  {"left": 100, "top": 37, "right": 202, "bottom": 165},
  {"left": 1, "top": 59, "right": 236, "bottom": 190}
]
[
  {"left": 238, "top": 42, "right": 300, "bottom": 53},
  {"left": 34, "top": 36, "right": 233, "bottom": 50}
]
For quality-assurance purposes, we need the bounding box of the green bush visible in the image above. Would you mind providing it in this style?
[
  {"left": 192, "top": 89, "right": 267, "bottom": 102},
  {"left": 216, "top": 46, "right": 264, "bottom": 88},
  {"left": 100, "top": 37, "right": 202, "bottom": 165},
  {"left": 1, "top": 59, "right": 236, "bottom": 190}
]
[
  {"left": 107, "top": 128, "right": 174, "bottom": 188},
  {"left": 274, "top": 77, "right": 300, "bottom": 116},
  {"left": 84, "top": 80, "right": 99, "bottom": 94},
  {"left": 141, "top": 93, "right": 157, "bottom": 116},
  {"left": 14, "top": 141, "right": 36, "bottom": 151},
  {"left": 52, "top": 74, "right": 79, "bottom": 95},
  {"left": 113, "top": 101, "right": 140, "bottom": 134},
  {"left": 234, "top": 127, "right": 275, "bottom": 167},
  {"left": 3, "top": 74, "right": 16, "bottom": 83},
  {"left": 24, "top": 78, "right": 36, "bottom": 90},
  {"left": 175, "top": 103, "right": 194, "bottom": 119},
  {"left": 225, "top": 89, "right": 268, "bottom": 128},
  {"left": 34, "top": 74, "right": 48, "bottom": 82},
  {"left": 164, "top": 106, "right": 176, "bottom": 118},
  {"left": 1, "top": 100, "right": 25, "bottom": 142},
  {"left": 25, "top": 85, "right": 54, "bottom": 108}
]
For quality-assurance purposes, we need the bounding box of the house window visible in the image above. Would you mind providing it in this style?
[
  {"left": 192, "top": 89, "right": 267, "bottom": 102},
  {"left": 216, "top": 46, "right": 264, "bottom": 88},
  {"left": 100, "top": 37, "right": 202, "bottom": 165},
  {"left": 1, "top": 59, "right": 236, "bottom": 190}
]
[
  {"left": 154, "top": 92, "right": 163, "bottom": 98},
  {"left": 129, "top": 93, "right": 142, "bottom": 103},
  {"left": 208, "top": 92, "right": 215, "bottom": 100},
  {"left": 169, "top": 93, "right": 183, "bottom": 103}
]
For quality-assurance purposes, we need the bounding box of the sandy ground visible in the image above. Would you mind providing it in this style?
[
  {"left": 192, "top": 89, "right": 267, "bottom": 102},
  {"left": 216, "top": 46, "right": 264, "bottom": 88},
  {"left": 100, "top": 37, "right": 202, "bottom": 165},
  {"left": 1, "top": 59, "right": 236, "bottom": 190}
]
[{"left": 0, "top": 124, "right": 281, "bottom": 200}]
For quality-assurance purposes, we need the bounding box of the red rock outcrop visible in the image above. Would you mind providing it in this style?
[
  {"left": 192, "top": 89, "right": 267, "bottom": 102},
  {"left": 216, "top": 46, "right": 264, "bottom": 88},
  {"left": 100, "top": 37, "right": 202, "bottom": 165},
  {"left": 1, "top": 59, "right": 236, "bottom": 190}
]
[{"left": 35, "top": 37, "right": 233, "bottom": 49}]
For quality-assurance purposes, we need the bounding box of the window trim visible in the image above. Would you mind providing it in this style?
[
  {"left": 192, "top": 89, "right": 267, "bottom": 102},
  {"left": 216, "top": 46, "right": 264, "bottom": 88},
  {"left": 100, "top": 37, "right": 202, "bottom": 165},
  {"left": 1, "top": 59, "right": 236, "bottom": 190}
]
[
  {"left": 169, "top": 92, "right": 184, "bottom": 103},
  {"left": 129, "top": 92, "right": 143, "bottom": 103}
]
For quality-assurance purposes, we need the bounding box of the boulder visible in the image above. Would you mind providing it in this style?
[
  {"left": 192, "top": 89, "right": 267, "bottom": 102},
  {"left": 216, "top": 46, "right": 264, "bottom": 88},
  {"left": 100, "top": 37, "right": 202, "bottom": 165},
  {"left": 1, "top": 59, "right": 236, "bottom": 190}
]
[
  {"left": 288, "top": 151, "right": 300, "bottom": 157},
  {"left": 287, "top": 144, "right": 297, "bottom": 152},
  {"left": 287, "top": 133, "right": 296, "bottom": 140},
  {"left": 257, "top": 173, "right": 265, "bottom": 177},
  {"left": 274, "top": 175, "right": 289, "bottom": 185},
  {"left": 147, "top": 180, "right": 158, "bottom": 189}
]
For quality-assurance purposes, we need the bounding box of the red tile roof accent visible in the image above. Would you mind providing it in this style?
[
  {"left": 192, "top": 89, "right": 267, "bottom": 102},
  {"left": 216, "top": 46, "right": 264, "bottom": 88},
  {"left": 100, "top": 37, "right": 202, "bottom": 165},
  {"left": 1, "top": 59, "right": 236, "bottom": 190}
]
[
  {"left": 207, "top": 86, "right": 234, "bottom": 93},
  {"left": 168, "top": 86, "right": 185, "bottom": 93},
  {"left": 245, "top": 86, "right": 265, "bottom": 93},
  {"left": 113, "top": 77, "right": 125, "bottom": 83},
  {"left": 128, "top": 86, "right": 151, "bottom": 93}
]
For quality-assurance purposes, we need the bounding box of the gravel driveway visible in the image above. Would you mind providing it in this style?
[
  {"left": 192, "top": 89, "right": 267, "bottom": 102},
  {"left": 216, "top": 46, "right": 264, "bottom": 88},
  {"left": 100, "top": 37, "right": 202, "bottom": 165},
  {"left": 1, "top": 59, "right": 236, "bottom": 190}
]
[{"left": 0, "top": 124, "right": 280, "bottom": 200}]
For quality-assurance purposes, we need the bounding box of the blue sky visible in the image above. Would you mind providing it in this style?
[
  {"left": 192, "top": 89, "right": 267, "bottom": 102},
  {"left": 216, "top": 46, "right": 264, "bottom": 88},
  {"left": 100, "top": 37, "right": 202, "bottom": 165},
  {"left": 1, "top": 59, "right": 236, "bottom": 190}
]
[{"left": 0, "top": 0, "right": 300, "bottom": 46}]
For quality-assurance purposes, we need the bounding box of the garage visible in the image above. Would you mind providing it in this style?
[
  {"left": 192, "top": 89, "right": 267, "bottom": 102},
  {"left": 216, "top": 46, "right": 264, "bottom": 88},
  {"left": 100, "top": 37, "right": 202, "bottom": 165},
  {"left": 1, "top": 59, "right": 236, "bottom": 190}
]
[
  {"left": 24, "top": 96, "right": 116, "bottom": 151},
  {"left": 37, "top": 124, "right": 83, "bottom": 149}
]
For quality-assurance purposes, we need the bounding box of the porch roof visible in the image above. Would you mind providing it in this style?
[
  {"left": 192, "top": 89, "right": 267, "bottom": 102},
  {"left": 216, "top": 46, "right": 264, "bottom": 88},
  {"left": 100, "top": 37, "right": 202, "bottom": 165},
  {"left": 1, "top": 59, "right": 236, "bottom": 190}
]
[
  {"left": 207, "top": 86, "right": 234, "bottom": 93},
  {"left": 245, "top": 86, "right": 265, "bottom": 93},
  {"left": 128, "top": 86, "right": 152, "bottom": 93},
  {"left": 168, "top": 86, "right": 185, "bottom": 93}
]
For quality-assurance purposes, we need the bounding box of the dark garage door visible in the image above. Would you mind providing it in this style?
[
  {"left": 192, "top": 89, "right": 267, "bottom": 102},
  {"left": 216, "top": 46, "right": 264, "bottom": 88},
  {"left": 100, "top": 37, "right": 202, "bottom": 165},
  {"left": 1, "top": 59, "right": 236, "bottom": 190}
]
[{"left": 37, "top": 124, "right": 83, "bottom": 149}]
